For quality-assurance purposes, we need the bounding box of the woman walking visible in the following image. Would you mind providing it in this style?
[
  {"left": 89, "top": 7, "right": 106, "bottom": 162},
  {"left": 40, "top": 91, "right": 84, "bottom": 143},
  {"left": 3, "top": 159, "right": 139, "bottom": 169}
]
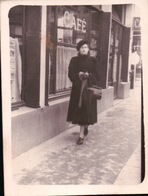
[{"left": 67, "top": 40, "right": 100, "bottom": 145}]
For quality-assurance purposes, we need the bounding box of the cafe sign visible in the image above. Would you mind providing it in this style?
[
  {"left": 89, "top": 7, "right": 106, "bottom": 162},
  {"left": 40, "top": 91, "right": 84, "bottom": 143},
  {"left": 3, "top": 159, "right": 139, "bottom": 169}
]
[{"left": 63, "top": 11, "right": 86, "bottom": 33}]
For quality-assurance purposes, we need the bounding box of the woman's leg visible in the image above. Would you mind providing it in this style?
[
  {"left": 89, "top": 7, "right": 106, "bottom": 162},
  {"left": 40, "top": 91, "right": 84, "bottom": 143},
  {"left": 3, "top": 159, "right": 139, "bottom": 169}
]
[
  {"left": 85, "top": 125, "right": 88, "bottom": 130},
  {"left": 77, "top": 125, "right": 85, "bottom": 145},
  {"left": 79, "top": 125, "right": 85, "bottom": 138},
  {"left": 84, "top": 125, "right": 89, "bottom": 136}
]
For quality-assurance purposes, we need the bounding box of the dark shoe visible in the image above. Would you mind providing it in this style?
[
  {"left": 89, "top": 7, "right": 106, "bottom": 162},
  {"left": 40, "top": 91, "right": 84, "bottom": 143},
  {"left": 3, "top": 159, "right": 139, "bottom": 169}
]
[
  {"left": 77, "top": 137, "right": 84, "bottom": 145},
  {"left": 84, "top": 128, "right": 88, "bottom": 136}
]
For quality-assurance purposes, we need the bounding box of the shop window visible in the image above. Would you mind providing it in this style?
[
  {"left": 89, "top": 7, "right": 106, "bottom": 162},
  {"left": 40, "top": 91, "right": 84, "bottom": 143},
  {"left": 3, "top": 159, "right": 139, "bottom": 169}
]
[
  {"left": 47, "top": 6, "right": 100, "bottom": 96},
  {"left": 9, "top": 6, "right": 25, "bottom": 108},
  {"left": 9, "top": 6, "right": 42, "bottom": 109}
]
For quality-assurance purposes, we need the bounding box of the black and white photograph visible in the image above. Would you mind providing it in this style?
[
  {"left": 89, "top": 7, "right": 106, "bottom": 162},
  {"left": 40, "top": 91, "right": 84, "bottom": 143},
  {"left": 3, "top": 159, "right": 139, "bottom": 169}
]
[{"left": 1, "top": 0, "right": 148, "bottom": 195}]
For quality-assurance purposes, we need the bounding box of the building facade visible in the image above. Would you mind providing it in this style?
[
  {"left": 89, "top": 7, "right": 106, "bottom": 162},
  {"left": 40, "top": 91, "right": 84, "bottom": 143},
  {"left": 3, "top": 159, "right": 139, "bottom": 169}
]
[{"left": 9, "top": 4, "right": 134, "bottom": 157}]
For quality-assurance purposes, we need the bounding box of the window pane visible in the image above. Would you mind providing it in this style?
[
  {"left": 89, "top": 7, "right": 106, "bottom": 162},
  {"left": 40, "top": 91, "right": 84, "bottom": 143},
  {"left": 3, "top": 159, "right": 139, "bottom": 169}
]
[
  {"left": 57, "top": 6, "right": 90, "bottom": 45},
  {"left": 56, "top": 46, "right": 77, "bottom": 91},
  {"left": 10, "top": 37, "right": 22, "bottom": 103},
  {"left": 57, "top": 28, "right": 73, "bottom": 44}
]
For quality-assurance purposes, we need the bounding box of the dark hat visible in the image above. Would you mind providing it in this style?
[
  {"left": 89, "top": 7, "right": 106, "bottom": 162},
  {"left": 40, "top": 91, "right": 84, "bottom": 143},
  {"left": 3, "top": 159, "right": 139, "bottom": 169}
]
[{"left": 76, "top": 40, "right": 89, "bottom": 51}]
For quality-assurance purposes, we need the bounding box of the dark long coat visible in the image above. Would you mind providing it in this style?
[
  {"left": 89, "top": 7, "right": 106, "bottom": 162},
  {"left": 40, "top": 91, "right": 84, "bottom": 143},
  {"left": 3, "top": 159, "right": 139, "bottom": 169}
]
[{"left": 67, "top": 54, "right": 100, "bottom": 125}]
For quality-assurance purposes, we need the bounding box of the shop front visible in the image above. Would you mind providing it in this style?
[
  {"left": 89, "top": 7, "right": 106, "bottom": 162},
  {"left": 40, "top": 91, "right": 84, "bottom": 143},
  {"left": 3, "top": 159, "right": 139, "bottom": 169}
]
[
  {"left": 10, "top": 5, "right": 107, "bottom": 157},
  {"left": 108, "top": 5, "right": 130, "bottom": 99},
  {"left": 9, "top": 5, "right": 130, "bottom": 157},
  {"left": 9, "top": 5, "right": 101, "bottom": 109}
]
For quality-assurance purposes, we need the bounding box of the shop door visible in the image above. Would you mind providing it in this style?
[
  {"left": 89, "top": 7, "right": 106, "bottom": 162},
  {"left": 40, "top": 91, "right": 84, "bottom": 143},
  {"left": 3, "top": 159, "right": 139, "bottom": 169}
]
[{"left": 110, "top": 21, "right": 122, "bottom": 99}]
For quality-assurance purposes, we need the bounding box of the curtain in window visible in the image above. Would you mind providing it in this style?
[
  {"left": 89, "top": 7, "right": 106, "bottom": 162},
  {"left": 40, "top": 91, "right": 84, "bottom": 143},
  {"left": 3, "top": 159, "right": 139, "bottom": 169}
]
[
  {"left": 10, "top": 37, "right": 22, "bottom": 102},
  {"left": 56, "top": 46, "right": 77, "bottom": 91}
]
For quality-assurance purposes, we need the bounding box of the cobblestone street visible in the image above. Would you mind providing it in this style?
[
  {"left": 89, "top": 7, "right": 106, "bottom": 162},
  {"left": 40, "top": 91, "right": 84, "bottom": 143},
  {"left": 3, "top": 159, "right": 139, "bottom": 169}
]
[{"left": 12, "top": 80, "right": 142, "bottom": 185}]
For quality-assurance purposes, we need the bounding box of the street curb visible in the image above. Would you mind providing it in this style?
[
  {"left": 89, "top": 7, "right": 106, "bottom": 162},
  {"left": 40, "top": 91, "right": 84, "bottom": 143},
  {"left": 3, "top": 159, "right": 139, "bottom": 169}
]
[{"left": 114, "top": 144, "right": 141, "bottom": 185}]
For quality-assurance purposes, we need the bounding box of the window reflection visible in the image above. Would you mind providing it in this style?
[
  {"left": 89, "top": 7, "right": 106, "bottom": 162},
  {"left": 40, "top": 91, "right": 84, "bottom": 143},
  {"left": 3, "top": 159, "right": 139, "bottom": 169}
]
[{"left": 57, "top": 6, "right": 89, "bottom": 45}]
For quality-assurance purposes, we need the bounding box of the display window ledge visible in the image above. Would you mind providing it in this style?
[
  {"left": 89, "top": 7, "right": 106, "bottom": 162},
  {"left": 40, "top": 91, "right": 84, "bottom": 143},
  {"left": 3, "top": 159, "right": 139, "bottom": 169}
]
[
  {"left": 48, "top": 96, "right": 69, "bottom": 106},
  {"left": 11, "top": 106, "right": 37, "bottom": 118},
  {"left": 11, "top": 96, "right": 70, "bottom": 118}
]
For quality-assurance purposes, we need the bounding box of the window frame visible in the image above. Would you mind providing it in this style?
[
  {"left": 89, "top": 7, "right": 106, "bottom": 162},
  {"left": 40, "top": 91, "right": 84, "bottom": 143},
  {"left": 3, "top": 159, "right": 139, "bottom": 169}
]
[
  {"left": 10, "top": 6, "right": 42, "bottom": 110},
  {"left": 9, "top": 6, "right": 26, "bottom": 110}
]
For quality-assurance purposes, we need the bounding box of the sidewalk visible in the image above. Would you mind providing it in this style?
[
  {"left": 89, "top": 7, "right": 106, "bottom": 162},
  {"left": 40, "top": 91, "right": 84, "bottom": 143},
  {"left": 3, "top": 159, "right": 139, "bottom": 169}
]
[{"left": 12, "top": 81, "right": 142, "bottom": 185}]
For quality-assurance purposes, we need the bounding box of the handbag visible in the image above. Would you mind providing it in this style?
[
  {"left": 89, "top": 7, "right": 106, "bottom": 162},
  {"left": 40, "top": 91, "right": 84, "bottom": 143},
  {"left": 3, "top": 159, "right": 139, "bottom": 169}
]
[{"left": 87, "top": 85, "right": 102, "bottom": 100}]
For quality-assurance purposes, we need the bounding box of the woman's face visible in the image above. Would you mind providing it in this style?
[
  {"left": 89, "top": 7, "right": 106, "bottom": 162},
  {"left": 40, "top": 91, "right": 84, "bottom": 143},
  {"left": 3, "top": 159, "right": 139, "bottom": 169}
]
[{"left": 79, "top": 44, "right": 89, "bottom": 55}]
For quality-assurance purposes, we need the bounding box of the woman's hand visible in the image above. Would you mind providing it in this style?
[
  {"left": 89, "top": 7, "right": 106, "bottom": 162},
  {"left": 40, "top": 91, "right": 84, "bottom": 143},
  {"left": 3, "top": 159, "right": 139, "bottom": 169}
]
[
  {"left": 79, "top": 71, "right": 89, "bottom": 80},
  {"left": 79, "top": 72, "right": 84, "bottom": 80},
  {"left": 84, "top": 72, "right": 89, "bottom": 79}
]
